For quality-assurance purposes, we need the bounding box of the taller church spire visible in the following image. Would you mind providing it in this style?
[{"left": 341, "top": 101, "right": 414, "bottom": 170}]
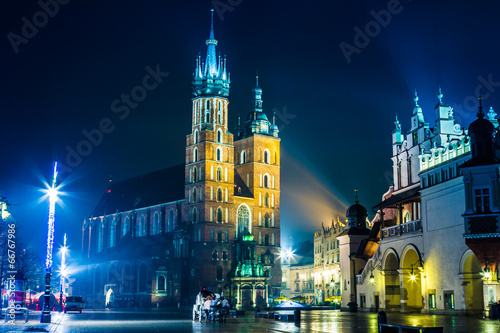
[{"left": 193, "top": 7, "right": 230, "bottom": 97}]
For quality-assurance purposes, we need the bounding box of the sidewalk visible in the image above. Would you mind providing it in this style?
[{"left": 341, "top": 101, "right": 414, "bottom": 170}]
[{"left": 0, "top": 312, "right": 63, "bottom": 333}]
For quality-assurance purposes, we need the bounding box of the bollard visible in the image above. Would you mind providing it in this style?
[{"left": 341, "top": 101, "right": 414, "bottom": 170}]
[
  {"left": 294, "top": 308, "right": 301, "bottom": 323},
  {"left": 377, "top": 311, "right": 387, "bottom": 332}
]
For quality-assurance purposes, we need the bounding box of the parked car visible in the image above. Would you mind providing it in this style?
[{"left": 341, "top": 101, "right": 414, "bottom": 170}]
[{"left": 64, "top": 296, "right": 84, "bottom": 313}]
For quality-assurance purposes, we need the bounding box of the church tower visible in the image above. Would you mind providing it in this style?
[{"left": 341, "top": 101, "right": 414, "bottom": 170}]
[{"left": 185, "top": 8, "right": 235, "bottom": 297}]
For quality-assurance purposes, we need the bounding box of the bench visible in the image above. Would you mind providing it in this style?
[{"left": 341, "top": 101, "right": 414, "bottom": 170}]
[
  {"left": 379, "top": 323, "right": 444, "bottom": 333},
  {"left": 229, "top": 310, "right": 245, "bottom": 316},
  {"left": 257, "top": 311, "right": 275, "bottom": 318},
  {"left": 273, "top": 313, "right": 294, "bottom": 321}
]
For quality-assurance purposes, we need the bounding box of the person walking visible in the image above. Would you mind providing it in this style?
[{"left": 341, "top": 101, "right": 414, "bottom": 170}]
[{"left": 203, "top": 296, "right": 212, "bottom": 323}]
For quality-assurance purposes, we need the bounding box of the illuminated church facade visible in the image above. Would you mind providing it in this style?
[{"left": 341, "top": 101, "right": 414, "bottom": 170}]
[
  {"left": 353, "top": 91, "right": 500, "bottom": 316},
  {"left": 77, "top": 9, "right": 281, "bottom": 309}
]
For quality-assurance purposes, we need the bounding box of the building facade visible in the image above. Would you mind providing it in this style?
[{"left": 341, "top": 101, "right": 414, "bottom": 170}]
[
  {"left": 78, "top": 9, "right": 281, "bottom": 309},
  {"left": 354, "top": 91, "right": 500, "bottom": 315},
  {"left": 281, "top": 241, "right": 314, "bottom": 304},
  {"left": 313, "top": 220, "right": 345, "bottom": 305}
]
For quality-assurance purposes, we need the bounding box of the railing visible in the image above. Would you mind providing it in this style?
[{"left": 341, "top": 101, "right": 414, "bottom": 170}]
[{"left": 382, "top": 219, "right": 421, "bottom": 238}]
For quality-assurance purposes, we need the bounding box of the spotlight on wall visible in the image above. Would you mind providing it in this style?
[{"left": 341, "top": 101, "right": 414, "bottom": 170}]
[{"left": 369, "top": 273, "right": 375, "bottom": 284}]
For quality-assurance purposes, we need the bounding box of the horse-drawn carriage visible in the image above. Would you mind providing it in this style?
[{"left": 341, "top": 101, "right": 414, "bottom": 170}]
[{"left": 192, "top": 291, "right": 229, "bottom": 322}]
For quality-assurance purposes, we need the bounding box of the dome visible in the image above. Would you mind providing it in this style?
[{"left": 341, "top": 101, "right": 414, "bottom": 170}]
[
  {"left": 252, "top": 86, "right": 262, "bottom": 94},
  {"left": 346, "top": 203, "right": 368, "bottom": 219},
  {"left": 468, "top": 117, "right": 494, "bottom": 134}
]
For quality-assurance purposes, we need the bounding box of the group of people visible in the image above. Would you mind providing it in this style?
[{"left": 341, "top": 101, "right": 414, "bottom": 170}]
[{"left": 203, "top": 294, "right": 231, "bottom": 323}]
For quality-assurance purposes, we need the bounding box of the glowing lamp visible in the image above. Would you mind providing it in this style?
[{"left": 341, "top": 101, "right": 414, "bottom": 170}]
[
  {"left": 369, "top": 273, "right": 375, "bottom": 284},
  {"left": 484, "top": 266, "right": 491, "bottom": 280}
]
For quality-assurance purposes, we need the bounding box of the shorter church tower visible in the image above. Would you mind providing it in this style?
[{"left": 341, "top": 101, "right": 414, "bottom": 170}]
[{"left": 338, "top": 190, "right": 370, "bottom": 311}]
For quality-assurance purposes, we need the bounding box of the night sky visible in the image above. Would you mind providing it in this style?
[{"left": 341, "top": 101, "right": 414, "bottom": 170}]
[{"left": 2, "top": 0, "right": 500, "bottom": 256}]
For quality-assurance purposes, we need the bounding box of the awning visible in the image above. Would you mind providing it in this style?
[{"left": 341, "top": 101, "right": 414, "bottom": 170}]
[{"left": 372, "top": 187, "right": 420, "bottom": 210}]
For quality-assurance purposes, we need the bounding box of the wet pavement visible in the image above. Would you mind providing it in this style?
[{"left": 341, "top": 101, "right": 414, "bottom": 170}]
[{"left": 0, "top": 309, "right": 498, "bottom": 332}]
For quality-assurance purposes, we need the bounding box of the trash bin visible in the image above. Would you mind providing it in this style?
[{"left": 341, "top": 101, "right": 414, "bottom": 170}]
[
  {"left": 490, "top": 304, "right": 498, "bottom": 319},
  {"left": 294, "top": 308, "right": 301, "bottom": 322},
  {"left": 378, "top": 311, "right": 387, "bottom": 325}
]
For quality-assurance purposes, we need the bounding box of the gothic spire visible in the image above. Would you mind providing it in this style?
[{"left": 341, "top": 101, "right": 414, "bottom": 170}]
[{"left": 204, "top": 7, "right": 219, "bottom": 78}]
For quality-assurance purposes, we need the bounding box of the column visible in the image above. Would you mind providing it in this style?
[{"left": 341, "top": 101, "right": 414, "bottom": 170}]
[
  {"left": 252, "top": 283, "right": 256, "bottom": 308},
  {"left": 237, "top": 284, "right": 241, "bottom": 309}
]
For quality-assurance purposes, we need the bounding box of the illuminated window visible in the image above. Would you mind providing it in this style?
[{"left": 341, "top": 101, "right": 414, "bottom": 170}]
[
  {"left": 123, "top": 216, "right": 130, "bottom": 237},
  {"left": 139, "top": 215, "right": 146, "bottom": 237},
  {"left": 205, "top": 100, "right": 210, "bottom": 123},
  {"left": 194, "top": 129, "right": 199, "bottom": 144},
  {"left": 272, "top": 233, "right": 275, "bottom": 245},
  {"left": 157, "top": 275, "right": 166, "bottom": 291},
  {"left": 263, "top": 174, "right": 270, "bottom": 188},
  {"left": 98, "top": 223, "right": 104, "bottom": 252},
  {"left": 237, "top": 205, "right": 250, "bottom": 236},
  {"left": 153, "top": 212, "right": 160, "bottom": 235},
  {"left": 474, "top": 188, "right": 491, "bottom": 213},
  {"left": 217, "top": 166, "right": 222, "bottom": 182},
  {"left": 217, "top": 129, "right": 223, "bottom": 143},
  {"left": 110, "top": 219, "right": 117, "bottom": 247},
  {"left": 218, "top": 103, "right": 222, "bottom": 124},
  {"left": 241, "top": 150, "right": 246, "bottom": 164},
  {"left": 429, "top": 294, "right": 436, "bottom": 309},
  {"left": 216, "top": 147, "right": 222, "bottom": 162},
  {"left": 194, "top": 102, "right": 199, "bottom": 124},
  {"left": 264, "top": 149, "right": 270, "bottom": 164},
  {"left": 217, "top": 187, "right": 223, "bottom": 202},
  {"left": 217, "top": 207, "right": 223, "bottom": 223},
  {"left": 193, "top": 148, "right": 198, "bottom": 163}
]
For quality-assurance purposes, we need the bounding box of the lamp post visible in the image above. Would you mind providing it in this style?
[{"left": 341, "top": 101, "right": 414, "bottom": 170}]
[
  {"left": 58, "top": 233, "right": 67, "bottom": 312},
  {"left": 41, "top": 162, "right": 58, "bottom": 323}
]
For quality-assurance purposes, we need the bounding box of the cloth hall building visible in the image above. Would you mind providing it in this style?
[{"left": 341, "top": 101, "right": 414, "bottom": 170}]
[{"left": 76, "top": 10, "right": 281, "bottom": 309}]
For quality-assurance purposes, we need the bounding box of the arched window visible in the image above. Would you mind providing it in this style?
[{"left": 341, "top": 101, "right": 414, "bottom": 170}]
[
  {"left": 216, "top": 147, "right": 222, "bottom": 162},
  {"left": 218, "top": 109, "right": 222, "bottom": 124},
  {"left": 237, "top": 204, "right": 250, "bottom": 237},
  {"left": 272, "top": 233, "right": 275, "bottom": 246},
  {"left": 194, "top": 130, "right": 199, "bottom": 144},
  {"left": 263, "top": 174, "right": 270, "bottom": 188},
  {"left": 193, "top": 148, "right": 198, "bottom": 163},
  {"left": 192, "top": 207, "right": 197, "bottom": 223},
  {"left": 403, "top": 211, "right": 411, "bottom": 223},
  {"left": 217, "top": 229, "right": 222, "bottom": 242},
  {"left": 168, "top": 209, "right": 174, "bottom": 232},
  {"left": 265, "top": 234, "right": 270, "bottom": 246},
  {"left": 240, "top": 150, "right": 246, "bottom": 164},
  {"left": 205, "top": 100, "right": 211, "bottom": 123},
  {"left": 212, "top": 250, "right": 217, "bottom": 260},
  {"left": 211, "top": 229, "right": 215, "bottom": 242},
  {"left": 217, "top": 207, "right": 223, "bottom": 223},
  {"left": 110, "top": 219, "right": 117, "bottom": 247},
  {"left": 217, "top": 166, "right": 223, "bottom": 182},
  {"left": 271, "top": 213, "right": 275, "bottom": 227},
  {"left": 192, "top": 167, "right": 198, "bottom": 182},
  {"left": 139, "top": 215, "right": 146, "bottom": 237},
  {"left": 264, "top": 149, "right": 270, "bottom": 164},
  {"left": 98, "top": 223, "right": 104, "bottom": 252},
  {"left": 123, "top": 216, "right": 130, "bottom": 237},
  {"left": 138, "top": 263, "right": 148, "bottom": 292},
  {"left": 192, "top": 187, "right": 197, "bottom": 203},
  {"left": 153, "top": 212, "right": 160, "bottom": 235},
  {"left": 264, "top": 213, "right": 270, "bottom": 228},
  {"left": 259, "top": 232, "right": 262, "bottom": 244},
  {"left": 194, "top": 102, "right": 198, "bottom": 124},
  {"left": 222, "top": 250, "right": 228, "bottom": 261},
  {"left": 217, "top": 187, "right": 223, "bottom": 202},
  {"left": 157, "top": 275, "right": 166, "bottom": 291},
  {"left": 217, "top": 129, "right": 223, "bottom": 143},
  {"left": 264, "top": 193, "right": 270, "bottom": 207},
  {"left": 225, "top": 228, "right": 229, "bottom": 242}
]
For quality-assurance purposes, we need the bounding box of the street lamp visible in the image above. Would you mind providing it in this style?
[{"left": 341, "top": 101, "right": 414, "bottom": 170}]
[
  {"left": 369, "top": 273, "right": 375, "bottom": 284},
  {"left": 58, "top": 234, "right": 68, "bottom": 312},
  {"left": 41, "top": 162, "right": 58, "bottom": 323}
]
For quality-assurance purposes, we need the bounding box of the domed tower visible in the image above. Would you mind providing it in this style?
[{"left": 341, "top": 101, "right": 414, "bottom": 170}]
[
  {"left": 338, "top": 189, "right": 371, "bottom": 311},
  {"left": 460, "top": 97, "right": 500, "bottom": 297}
]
